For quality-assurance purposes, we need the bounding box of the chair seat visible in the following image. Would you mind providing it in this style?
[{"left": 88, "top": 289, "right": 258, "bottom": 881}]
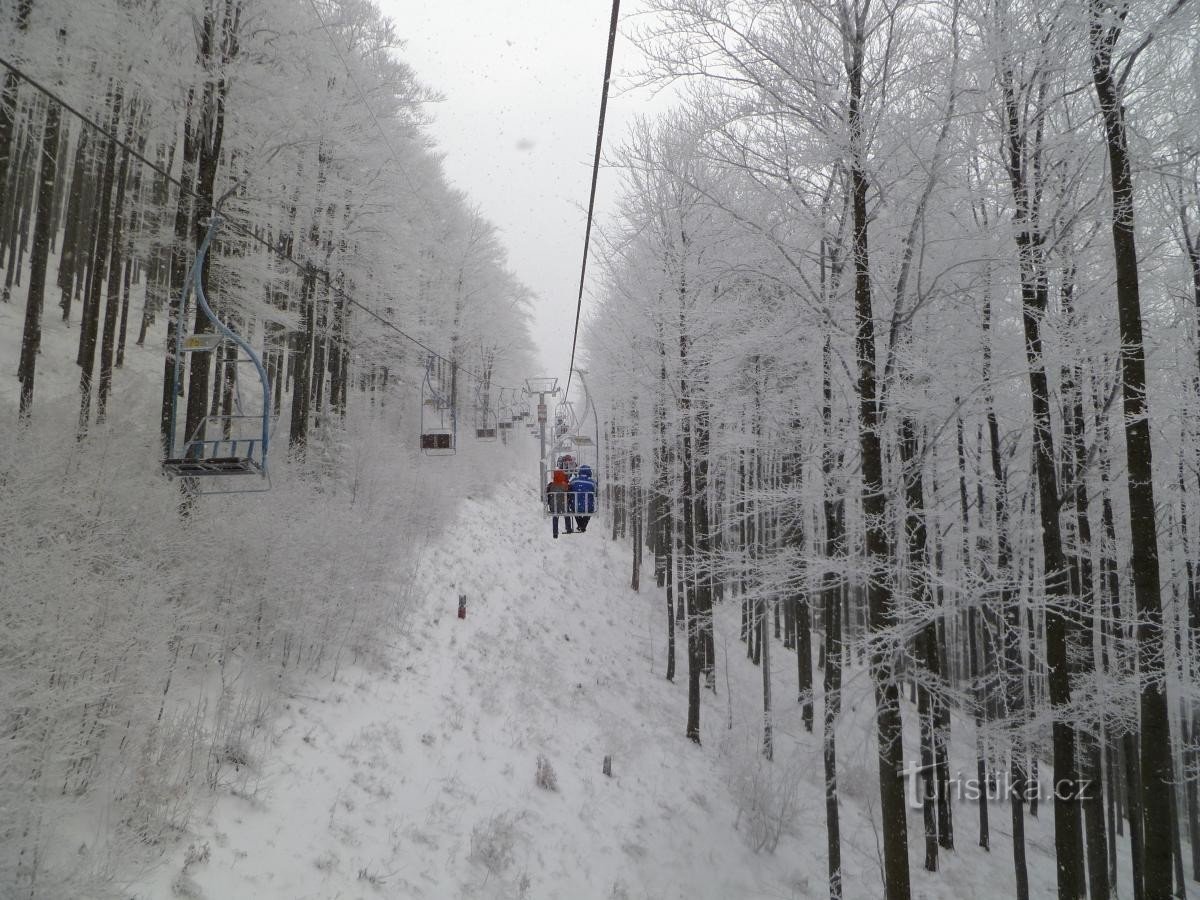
[{"left": 163, "top": 456, "right": 261, "bottom": 476}]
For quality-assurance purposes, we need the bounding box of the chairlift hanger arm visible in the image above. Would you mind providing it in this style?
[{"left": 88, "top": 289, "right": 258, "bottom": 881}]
[
  {"left": 163, "top": 199, "right": 273, "bottom": 491},
  {"left": 190, "top": 193, "right": 272, "bottom": 469}
]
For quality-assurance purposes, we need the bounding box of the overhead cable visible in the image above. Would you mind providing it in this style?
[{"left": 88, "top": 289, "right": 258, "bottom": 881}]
[
  {"left": 564, "top": 0, "right": 621, "bottom": 398},
  {"left": 0, "top": 53, "right": 501, "bottom": 389}
]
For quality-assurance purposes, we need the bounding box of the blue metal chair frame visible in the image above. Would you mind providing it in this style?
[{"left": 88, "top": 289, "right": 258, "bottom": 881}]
[{"left": 162, "top": 193, "right": 272, "bottom": 491}]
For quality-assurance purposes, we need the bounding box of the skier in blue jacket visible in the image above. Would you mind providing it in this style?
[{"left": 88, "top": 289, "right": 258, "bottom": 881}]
[{"left": 568, "top": 464, "right": 597, "bottom": 533}]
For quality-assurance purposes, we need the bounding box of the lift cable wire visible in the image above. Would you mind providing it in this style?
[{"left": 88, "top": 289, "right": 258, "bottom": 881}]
[
  {"left": 564, "top": 0, "right": 621, "bottom": 399},
  {"left": 0, "top": 53, "right": 505, "bottom": 391}
]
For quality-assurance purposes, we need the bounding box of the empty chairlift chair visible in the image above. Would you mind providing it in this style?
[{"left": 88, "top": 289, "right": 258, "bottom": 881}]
[
  {"left": 496, "top": 395, "right": 516, "bottom": 432},
  {"left": 474, "top": 406, "right": 498, "bottom": 441},
  {"left": 162, "top": 198, "right": 272, "bottom": 492},
  {"left": 473, "top": 384, "right": 497, "bottom": 440},
  {"left": 420, "top": 355, "right": 456, "bottom": 456}
]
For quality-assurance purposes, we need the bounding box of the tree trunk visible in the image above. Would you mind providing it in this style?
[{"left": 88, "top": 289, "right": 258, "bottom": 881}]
[
  {"left": 160, "top": 93, "right": 198, "bottom": 455},
  {"left": 798, "top": 592, "right": 813, "bottom": 731},
  {"left": 959, "top": 407, "right": 990, "bottom": 852},
  {"left": 822, "top": 334, "right": 844, "bottom": 900},
  {"left": 4, "top": 119, "right": 36, "bottom": 302},
  {"left": 784, "top": 414, "right": 814, "bottom": 730},
  {"left": 1089, "top": 15, "right": 1175, "bottom": 897},
  {"left": 902, "top": 415, "right": 941, "bottom": 871},
  {"left": 311, "top": 292, "right": 326, "bottom": 417},
  {"left": 1182, "top": 713, "right": 1200, "bottom": 883},
  {"left": 115, "top": 255, "right": 133, "bottom": 368},
  {"left": 762, "top": 595, "right": 772, "bottom": 760},
  {"left": 997, "top": 49, "right": 1081, "bottom": 895},
  {"left": 0, "top": 0, "right": 32, "bottom": 212},
  {"left": 289, "top": 267, "right": 316, "bottom": 453},
  {"left": 631, "top": 396, "right": 642, "bottom": 591},
  {"left": 665, "top": 515, "right": 676, "bottom": 682},
  {"left": 182, "top": 5, "right": 235, "bottom": 462},
  {"left": 681, "top": 295, "right": 701, "bottom": 744},
  {"left": 981, "top": 277, "right": 1030, "bottom": 898},
  {"left": 77, "top": 86, "right": 121, "bottom": 438},
  {"left": 845, "top": 15, "right": 910, "bottom": 891},
  {"left": 1124, "top": 729, "right": 1147, "bottom": 900},
  {"left": 658, "top": 323, "right": 676, "bottom": 682},
  {"left": 57, "top": 127, "right": 88, "bottom": 321},
  {"left": 17, "top": 96, "right": 60, "bottom": 420},
  {"left": 97, "top": 112, "right": 133, "bottom": 422},
  {"left": 1062, "top": 275, "right": 1111, "bottom": 900}
]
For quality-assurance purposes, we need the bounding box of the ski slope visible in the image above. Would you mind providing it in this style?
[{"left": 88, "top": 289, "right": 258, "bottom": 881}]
[{"left": 124, "top": 469, "right": 1078, "bottom": 900}]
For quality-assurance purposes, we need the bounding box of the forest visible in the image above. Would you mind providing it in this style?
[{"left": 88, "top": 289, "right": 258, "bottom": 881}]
[
  {"left": 0, "top": 0, "right": 535, "bottom": 894},
  {"left": 585, "top": 0, "right": 1200, "bottom": 898},
  {"left": 2, "top": 0, "right": 1199, "bottom": 898}
]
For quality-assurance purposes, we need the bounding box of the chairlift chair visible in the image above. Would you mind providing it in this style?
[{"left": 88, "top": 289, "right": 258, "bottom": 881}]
[
  {"left": 162, "top": 194, "right": 273, "bottom": 493},
  {"left": 421, "top": 429, "right": 454, "bottom": 452},
  {"left": 420, "top": 355, "right": 456, "bottom": 456},
  {"left": 473, "top": 395, "right": 497, "bottom": 440},
  {"left": 472, "top": 383, "right": 499, "bottom": 441},
  {"left": 539, "top": 372, "right": 601, "bottom": 520},
  {"left": 495, "top": 394, "right": 516, "bottom": 431},
  {"left": 542, "top": 489, "right": 597, "bottom": 520},
  {"left": 552, "top": 398, "right": 579, "bottom": 440}
]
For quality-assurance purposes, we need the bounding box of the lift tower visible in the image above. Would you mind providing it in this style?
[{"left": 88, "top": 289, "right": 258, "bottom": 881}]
[{"left": 523, "top": 377, "right": 560, "bottom": 504}]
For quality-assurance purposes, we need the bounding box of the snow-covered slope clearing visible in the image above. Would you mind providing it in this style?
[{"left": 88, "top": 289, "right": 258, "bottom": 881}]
[{"left": 122, "top": 471, "right": 1091, "bottom": 900}]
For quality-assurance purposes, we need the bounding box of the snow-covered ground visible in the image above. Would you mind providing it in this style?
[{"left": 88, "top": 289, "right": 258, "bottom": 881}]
[
  {"left": 116, "top": 464, "right": 1097, "bottom": 900},
  {"left": 0, "top": 276, "right": 1122, "bottom": 895}
]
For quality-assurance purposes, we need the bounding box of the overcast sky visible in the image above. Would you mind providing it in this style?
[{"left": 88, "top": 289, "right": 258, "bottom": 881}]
[{"left": 376, "top": 0, "right": 658, "bottom": 394}]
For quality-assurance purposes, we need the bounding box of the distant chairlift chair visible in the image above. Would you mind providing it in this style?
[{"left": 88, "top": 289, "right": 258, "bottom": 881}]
[
  {"left": 474, "top": 386, "right": 498, "bottom": 440},
  {"left": 420, "top": 356, "right": 456, "bottom": 455},
  {"left": 475, "top": 417, "right": 497, "bottom": 441}
]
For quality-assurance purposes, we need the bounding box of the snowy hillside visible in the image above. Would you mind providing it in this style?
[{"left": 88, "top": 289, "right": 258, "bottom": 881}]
[{"left": 116, "top": 471, "right": 1085, "bottom": 900}]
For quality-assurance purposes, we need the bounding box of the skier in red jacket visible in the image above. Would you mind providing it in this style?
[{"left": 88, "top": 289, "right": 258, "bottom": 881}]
[{"left": 545, "top": 469, "right": 573, "bottom": 538}]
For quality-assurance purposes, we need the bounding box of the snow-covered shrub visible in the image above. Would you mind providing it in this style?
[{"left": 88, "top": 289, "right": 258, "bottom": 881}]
[
  {"left": 169, "top": 841, "right": 210, "bottom": 898},
  {"left": 170, "top": 872, "right": 204, "bottom": 899},
  {"left": 728, "top": 746, "right": 805, "bottom": 853},
  {"left": 0, "top": 386, "right": 508, "bottom": 896},
  {"left": 469, "top": 812, "right": 519, "bottom": 876},
  {"left": 314, "top": 849, "right": 340, "bottom": 872}
]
